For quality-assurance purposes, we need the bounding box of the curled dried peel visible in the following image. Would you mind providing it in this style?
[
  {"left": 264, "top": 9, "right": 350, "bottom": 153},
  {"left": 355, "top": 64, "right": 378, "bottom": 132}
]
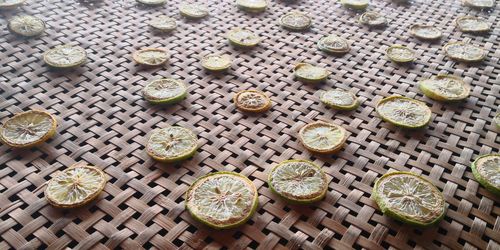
[
  {"left": 133, "top": 48, "right": 168, "bottom": 66},
  {"left": 320, "top": 89, "right": 358, "bottom": 110},
  {"left": 44, "top": 45, "right": 86, "bottom": 68},
  {"left": 146, "top": 126, "right": 198, "bottom": 162},
  {"left": 409, "top": 25, "right": 442, "bottom": 40},
  {"left": 444, "top": 42, "right": 486, "bottom": 62},
  {"left": 472, "top": 154, "right": 500, "bottom": 196},
  {"left": 234, "top": 90, "right": 271, "bottom": 112},
  {"left": 386, "top": 45, "right": 415, "bottom": 63},
  {"left": 8, "top": 15, "right": 45, "bottom": 37},
  {"left": 142, "top": 78, "right": 187, "bottom": 104},
  {"left": 419, "top": 75, "right": 470, "bottom": 101},
  {"left": 299, "top": 121, "right": 347, "bottom": 154},
  {"left": 376, "top": 96, "right": 431, "bottom": 129},
  {"left": 280, "top": 12, "right": 311, "bottom": 31},
  {"left": 1, "top": 110, "right": 57, "bottom": 148},
  {"left": 201, "top": 54, "right": 232, "bottom": 71}
]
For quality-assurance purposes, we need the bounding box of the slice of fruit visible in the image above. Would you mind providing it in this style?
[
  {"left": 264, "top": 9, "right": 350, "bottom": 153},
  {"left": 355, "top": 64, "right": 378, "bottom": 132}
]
[
  {"left": 372, "top": 171, "right": 446, "bottom": 227},
  {"left": 419, "top": 75, "right": 470, "bottom": 102},
  {"left": 268, "top": 160, "right": 328, "bottom": 204},
  {"left": 179, "top": 4, "right": 208, "bottom": 19},
  {"left": 280, "top": 12, "right": 311, "bottom": 31},
  {"left": 142, "top": 78, "right": 187, "bottom": 104},
  {"left": 359, "top": 11, "right": 387, "bottom": 27},
  {"left": 409, "top": 24, "right": 442, "bottom": 40},
  {"left": 299, "top": 121, "right": 347, "bottom": 154},
  {"left": 201, "top": 54, "right": 232, "bottom": 71},
  {"left": 294, "top": 63, "right": 330, "bottom": 84},
  {"left": 317, "top": 35, "right": 350, "bottom": 54},
  {"left": 149, "top": 15, "right": 176, "bottom": 32},
  {"left": 456, "top": 16, "right": 490, "bottom": 33},
  {"left": 0, "top": 110, "right": 57, "bottom": 148},
  {"left": 234, "top": 90, "right": 272, "bottom": 113},
  {"left": 443, "top": 42, "right": 486, "bottom": 63},
  {"left": 376, "top": 96, "right": 431, "bottom": 129},
  {"left": 146, "top": 126, "right": 198, "bottom": 163},
  {"left": 341, "top": 0, "right": 369, "bottom": 10},
  {"left": 319, "top": 89, "right": 359, "bottom": 110},
  {"left": 136, "top": 0, "right": 166, "bottom": 5},
  {"left": 8, "top": 15, "right": 45, "bottom": 37},
  {"left": 463, "top": 0, "right": 494, "bottom": 9},
  {"left": 495, "top": 113, "right": 500, "bottom": 130},
  {"left": 43, "top": 44, "right": 86, "bottom": 68},
  {"left": 0, "top": 0, "right": 25, "bottom": 9},
  {"left": 185, "top": 171, "right": 258, "bottom": 229},
  {"left": 227, "top": 28, "right": 261, "bottom": 48},
  {"left": 386, "top": 45, "right": 415, "bottom": 63},
  {"left": 132, "top": 48, "right": 168, "bottom": 66},
  {"left": 236, "top": 0, "right": 267, "bottom": 13},
  {"left": 471, "top": 154, "right": 499, "bottom": 196}
]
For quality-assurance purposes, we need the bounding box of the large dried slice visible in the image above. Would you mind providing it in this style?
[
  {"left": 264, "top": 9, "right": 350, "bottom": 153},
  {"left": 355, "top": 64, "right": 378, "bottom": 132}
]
[
  {"left": 444, "top": 42, "right": 486, "bottom": 63},
  {"left": 359, "top": 11, "right": 387, "bottom": 27},
  {"left": 341, "top": 0, "right": 369, "bottom": 10},
  {"left": 44, "top": 45, "right": 86, "bottom": 68},
  {"left": 386, "top": 45, "right": 415, "bottom": 63},
  {"left": 185, "top": 172, "right": 258, "bottom": 229},
  {"left": 456, "top": 16, "right": 490, "bottom": 33},
  {"left": 472, "top": 154, "right": 499, "bottom": 196},
  {"left": 463, "top": 0, "right": 494, "bottom": 9},
  {"left": 234, "top": 90, "right": 272, "bottom": 113},
  {"left": 8, "top": 15, "right": 45, "bottom": 37},
  {"left": 0, "top": 0, "right": 25, "bottom": 9},
  {"left": 376, "top": 96, "right": 431, "bottom": 129},
  {"left": 133, "top": 48, "right": 168, "bottom": 66},
  {"left": 136, "top": 0, "right": 166, "bottom": 5},
  {"left": 149, "top": 15, "right": 176, "bottom": 32},
  {"left": 419, "top": 75, "right": 470, "bottom": 102},
  {"left": 409, "top": 24, "right": 442, "bottom": 40},
  {"left": 294, "top": 63, "right": 330, "bottom": 84},
  {"left": 142, "top": 78, "right": 187, "bottom": 104},
  {"left": 268, "top": 160, "right": 328, "bottom": 204},
  {"left": 319, "top": 89, "right": 359, "bottom": 110},
  {"left": 45, "top": 165, "right": 107, "bottom": 208},
  {"left": 227, "top": 28, "right": 261, "bottom": 48},
  {"left": 236, "top": 0, "right": 267, "bottom": 13},
  {"left": 201, "top": 54, "right": 232, "bottom": 71},
  {"left": 0, "top": 110, "right": 57, "bottom": 148},
  {"left": 299, "top": 121, "right": 347, "bottom": 154},
  {"left": 280, "top": 12, "right": 311, "bottom": 31},
  {"left": 146, "top": 126, "right": 198, "bottom": 163},
  {"left": 372, "top": 171, "right": 446, "bottom": 227},
  {"left": 179, "top": 4, "right": 208, "bottom": 19},
  {"left": 317, "top": 35, "right": 350, "bottom": 54}
]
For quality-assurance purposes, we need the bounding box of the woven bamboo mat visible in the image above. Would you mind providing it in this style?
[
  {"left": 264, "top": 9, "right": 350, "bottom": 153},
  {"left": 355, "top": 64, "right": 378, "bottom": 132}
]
[{"left": 0, "top": 0, "right": 499, "bottom": 249}]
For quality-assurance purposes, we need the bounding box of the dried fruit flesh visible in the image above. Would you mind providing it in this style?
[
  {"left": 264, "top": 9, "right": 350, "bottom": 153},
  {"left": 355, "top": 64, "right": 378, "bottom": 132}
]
[
  {"left": 142, "top": 78, "right": 187, "bottom": 104},
  {"left": 444, "top": 42, "right": 486, "bottom": 62},
  {"left": 376, "top": 96, "right": 431, "bottom": 129},
  {"left": 456, "top": 16, "right": 490, "bottom": 33},
  {"left": 471, "top": 154, "right": 500, "bottom": 196},
  {"left": 359, "top": 11, "right": 386, "bottom": 27},
  {"left": 409, "top": 24, "right": 442, "bottom": 40},
  {"left": 179, "top": 4, "right": 208, "bottom": 19},
  {"left": 299, "top": 121, "right": 347, "bottom": 154},
  {"left": 280, "top": 12, "right": 311, "bottom": 31},
  {"left": 146, "top": 126, "right": 198, "bottom": 163},
  {"left": 386, "top": 45, "right": 415, "bottom": 63},
  {"left": 8, "top": 15, "right": 45, "bottom": 37},
  {"left": 227, "top": 28, "right": 260, "bottom": 47},
  {"left": 419, "top": 75, "right": 470, "bottom": 101},
  {"left": 133, "top": 48, "right": 168, "bottom": 66},
  {"left": 317, "top": 35, "right": 350, "bottom": 54},
  {"left": 44, "top": 45, "right": 86, "bottom": 68},
  {"left": 294, "top": 63, "right": 330, "bottom": 83},
  {"left": 320, "top": 89, "right": 359, "bottom": 110},
  {"left": 149, "top": 15, "right": 176, "bottom": 32},
  {"left": 341, "top": 0, "right": 369, "bottom": 10},
  {"left": 201, "top": 54, "right": 232, "bottom": 71},
  {"left": 234, "top": 90, "right": 272, "bottom": 113},
  {"left": 236, "top": 0, "right": 267, "bottom": 12},
  {"left": 1, "top": 110, "right": 57, "bottom": 148}
]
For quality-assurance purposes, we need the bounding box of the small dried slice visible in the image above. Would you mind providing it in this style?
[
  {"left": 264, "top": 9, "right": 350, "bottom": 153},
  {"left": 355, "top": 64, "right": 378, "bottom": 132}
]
[
  {"left": 299, "top": 121, "right": 347, "bottom": 154},
  {"left": 320, "top": 89, "right": 359, "bottom": 110},
  {"left": 463, "top": 0, "right": 494, "bottom": 9},
  {"left": 317, "top": 35, "right": 350, "bottom": 54},
  {"left": 136, "top": 0, "right": 166, "bottom": 5},
  {"left": 149, "top": 15, "right": 176, "bottom": 32},
  {"left": 142, "top": 78, "right": 187, "bottom": 104},
  {"left": 495, "top": 113, "right": 500, "bottom": 130},
  {"left": 133, "top": 48, "right": 168, "bottom": 66},
  {"left": 419, "top": 75, "right": 470, "bottom": 102},
  {"left": 386, "top": 45, "right": 415, "bottom": 63},
  {"left": 359, "top": 11, "right": 387, "bottom": 27},
  {"left": 227, "top": 28, "right": 261, "bottom": 48},
  {"left": 472, "top": 154, "right": 500, "bottom": 196},
  {"left": 234, "top": 90, "right": 272, "bottom": 113},
  {"left": 376, "top": 96, "right": 431, "bottom": 129},
  {"left": 146, "top": 126, "right": 198, "bottom": 163},
  {"left": 201, "top": 54, "right": 232, "bottom": 71},
  {"left": 0, "top": 0, "right": 25, "bottom": 9},
  {"left": 8, "top": 15, "right": 45, "bottom": 37},
  {"left": 280, "top": 12, "right": 311, "bottom": 31},
  {"left": 45, "top": 165, "right": 107, "bottom": 208},
  {"left": 44, "top": 45, "right": 86, "bottom": 68},
  {"left": 372, "top": 171, "right": 446, "bottom": 227},
  {"left": 1, "top": 110, "right": 57, "bottom": 148},
  {"left": 236, "top": 0, "right": 267, "bottom": 12},
  {"left": 456, "top": 16, "right": 490, "bottom": 33},
  {"left": 268, "top": 160, "right": 328, "bottom": 204},
  {"left": 409, "top": 24, "right": 442, "bottom": 40},
  {"left": 179, "top": 4, "right": 208, "bottom": 19},
  {"left": 341, "top": 0, "right": 369, "bottom": 10},
  {"left": 294, "top": 63, "right": 330, "bottom": 84},
  {"left": 185, "top": 172, "right": 258, "bottom": 229},
  {"left": 443, "top": 42, "right": 486, "bottom": 63}
]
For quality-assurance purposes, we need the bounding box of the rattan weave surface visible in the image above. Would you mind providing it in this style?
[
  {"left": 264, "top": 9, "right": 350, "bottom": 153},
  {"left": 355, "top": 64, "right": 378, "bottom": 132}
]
[{"left": 0, "top": 0, "right": 499, "bottom": 249}]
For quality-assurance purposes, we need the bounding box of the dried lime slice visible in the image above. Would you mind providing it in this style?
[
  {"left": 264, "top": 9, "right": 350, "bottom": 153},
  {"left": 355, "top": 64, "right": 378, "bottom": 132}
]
[
  {"left": 294, "top": 63, "right": 330, "bottom": 84},
  {"left": 495, "top": 113, "right": 500, "bottom": 130},
  {"left": 0, "top": 110, "right": 57, "bottom": 148},
  {"left": 386, "top": 45, "right": 415, "bottom": 63},
  {"left": 149, "top": 15, "right": 176, "bottom": 32},
  {"left": 146, "top": 126, "right": 198, "bottom": 163},
  {"left": 463, "top": 0, "right": 494, "bottom": 9},
  {"left": 185, "top": 171, "right": 258, "bottom": 229},
  {"left": 136, "top": 0, "right": 165, "bottom": 5},
  {"left": 236, "top": 0, "right": 267, "bottom": 12},
  {"left": 280, "top": 12, "right": 311, "bottom": 31},
  {"left": 8, "top": 15, "right": 45, "bottom": 37},
  {"left": 317, "top": 35, "right": 350, "bottom": 54},
  {"left": 409, "top": 24, "right": 442, "bottom": 40},
  {"left": 234, "top": 90, "right": 272, "bottom": 113},
  {"left": 268, "top": 160, "right": 328, "bottom": 204},
  {"left": 443, "top": 42, "right": 486, "bottom": 63},
  {"left": 0, "top": 0, "right": 25, "bottom": 9},
  {"left": 227, "top": 28, "right": 261, "bottom": 48},
  {"left": 45, "top": 165, "right": 107, "bottom": 208},
  {"left": 299, "top": 121, "right": 347, "bottom": 154},
  {"left": 179, "top": 4, "right": 208, "bottom": 19},
  {"left": 472, "top": 154, "right": 500, "bottom": 196},
  {"left": 376, "top": 96, "right": 431, "bottom": 129},
  {"left": 44, "top": 45, "right": 86, "bottom": 68},
  {"left": 456, "top": 16, "right": 490, "bottom": 33},
  {"left": 201, "top": 54, "right": 232, "bottom": 71},
  {"left": 359, "top": 11, "right": 387, "bottom": 27},
  {"left": 341, "top": 0, "right": 369, "bottom": 10},
  {"left": 419, "top": 75, "right": 470, "bottom": 102},
  {"left": 372, "top": 171, "right": 446, "bottom": 227},
  {"left": 133, "top": 48, "right": 168, "bottom": 66},
  {"left": 142, "top": 78, "right": 187, "bottom": 104},
  {"left": 319, "top": 89, "right": 359, "bottom": 110}
]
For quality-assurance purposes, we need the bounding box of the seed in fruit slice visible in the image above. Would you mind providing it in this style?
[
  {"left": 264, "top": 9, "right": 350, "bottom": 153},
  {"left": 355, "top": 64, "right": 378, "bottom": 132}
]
[
  {"left": 146, "top": 126, "right": 198, "bottom": 163},
  {"left": 359, "top": 11, "right": 387, "bottom": 27},
  {"left": 409, "top": 24, "right": 442, "bottom": 40},
  {"left": 495, "top": 113, "right": 500, "bottom": 130},
  {"left": 419, "top": 75, "right": 470, "bottom": 102},
  {"left": 136, "top": 0, "right": 165, "bottom": 5},
  {"left": 341, "top": 0, "right": 369, "bottom": 10},
  {"left": 44, "top": 44, "right": 86, "bottom": 68},
  {"left": 0, "top": 110, "right": 57, "bottom": 148},
  {"left": 142, "top": 78, "right": 187, "bottom": 104},
  {"left": 463, "top": 0, "right": 494, "bottom": 9},
  {"left": 227, "top": 28, "right": 261, "bottom": 48},
  {"left": 45, "top": 165, "right": 107, "bottom": 208},
  {"left": 280, "top": 12, "right": 311, "bottom": 31},
  {"left": 299, "top": 121, "right": 347, "bottom": 154},
  {"left": 294, "top": 63, "right": 330, "bottom": 84},
  {"left": 376, "top": 96, "right": 431, "bottom": 129},
  {"left": 201, "top": 54, "right": 232, "bottom": 71},
  {"left": 133, "top": 48, "right": 168, "bottom": 66},
  {"left": 149, "top": 15, "right": 176, "bottom": 32},
  {"left": 443, "top": 42, "right": 486, "bottom": 63},
  {"left": 456, "top": 16, "right": 490, "bottom": 33},
  {"left": 236, "top": 0, "right": 267, "bottom": 13},
  {"left": 179, "top": 4, "right": 208, "bottom": 19},
  {"left": 0, "top": 0, "right": 25, "bottom": 9},
  {"left": 319, "top": 89, "right": 359, "bottom": 110},
  {"left": 317, "top": 35, "right": 350, "bottom": 54},
  {"left": 234, "top": 90, "right": 272, "bottom": 113},
  {"left": 386, "top": 45, "right": 416, "bottom": 63},
  {"left": 8, "top": 15, "right": 45, "bottom": 37},
  {"left": 372, "top": 171, "right": 446, "bottom": 227},
  {"left": 185, "top": 171, "right": 258, "bottom": 229},
  {"left": 471, "top": 154, "right": 500, "bottom": 196}
]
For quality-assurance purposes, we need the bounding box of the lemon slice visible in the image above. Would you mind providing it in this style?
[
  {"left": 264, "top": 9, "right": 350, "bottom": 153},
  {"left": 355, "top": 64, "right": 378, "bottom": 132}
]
[
  {"left": 234, "top": 90, "right": 272, "bottom": 113},
  {"left": 317, "top": 35, "right": 350, "bottom": 54},
  {"left": 136, "top": 0, "right": 166, "bottom": 5},
  {"left": 0, "top": 110, "right": 57, "bottom": 148},
  {"left": 419, "top": 75, "right": 470, "bottom": 102},
  {"left": 376, "top": 96, "right": 431, "bottom": 129},
  {"left": 456, "top": 16, "right": 490, "bottom": 33},
  {"left": 472, "top": 154, "right": 499, "bottom": 196},
  {"left": 0, "top": 0, "right": 25, "bottom": 9},
  {"left": 149, "top": 15, "right": 176, "bottom": 32},
  {"left": 8, "top": 15, "right": 45, "bottom": 37},
  {"left": 133, "top": 48, "right": 168, "bottom": 66},
  {"left": 409, "top": 24, "right": 442, "bottom": 40},
  {"left": 319, "top": 89, "right": 359, "bottom": 110},
  {"left": 146, "top": 126, "right": 198, "bottom": 163},
  {"left": 185, "top": 171, "right": 259, "bottom": 229},
  {"left": 227, "top": 28, "right": 261, "bottom": 48},
  {"left": 268, "top": 160, "right": 328, "bottom": 204},
  {"left": 372, "top": 171, "right": 446, "bottom": 227},
  {"left": 236, "top": 0, "right": 267, "bottom": 13},
  {"left": 280, "top": 12, "right": 311, "bottom": 31},
  {"left": 201, "top": 54, "right": 232, "bottom": 71},
  {"left": 359, "top": 11, "right": 387, "bottom": 27},
  {"left": 341, "top": 0, "right": 369, "bottom": 10},
  {"left": 299, "top": 121, "right": 347, "bottom": 154},
  {"left": 294, "top": 63, "right": 330, "bottom": 84},
  {"left": 179, "top": 4, "right": 208, "bottom": 19},
  {"left": 495, "top": 113, "right": 500, "bottom": 130},
  {"left": 444, "top": 42, "right": 486, "bottom": 63},
  {"left": 463, "top": 0, "right": 494, "bottom": 9},
  {"left": 44, "top": 44, "right": 86, "bottom": 68},
  {"left": 386, "top": 45, "right": 416, "bottom": 63},
  {"left": 142, "top": 78, "right": 187, "bottom": 104}
]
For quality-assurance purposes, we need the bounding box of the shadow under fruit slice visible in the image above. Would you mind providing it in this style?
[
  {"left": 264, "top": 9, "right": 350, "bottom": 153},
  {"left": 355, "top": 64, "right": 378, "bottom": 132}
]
[
  {"left": 372, "top": 171, "right": 446, "bottom": 227},
  {"left": 8, "top": 15, "right": 45, "bottom": 37},
  {"left": 268, "top": 160, "right": 328, "bottom": 204},
  {"left": 317, "top": 35, "right": 350, "bottom": 54},
  {"left": 0, "top": 0, "right": 26, "bottom": 9},
  {"left": 236, "top": 0, "right": 267, "bottom": 13},
  {"left": 234, "top": 89, "right": 272, "bottom": 113},
  {"left": 294, "top": 63, "right": 330, "bottom": 83},
  {"left": 0, "top": 110, "right": 57, "bottom": 148},
  {"left": 456, "top": 16, "right": 490, "bottom": 33},
  {"left": 201, "top": 54, "right": 232, "bottom": 71},
  {"left": 45, "top": 165, "right": 107, "bottom": 208},
  {"left": 376, "top": 96, "right": 431, "bottom": 129},
  {"left": 149, "top": 15, "right": 176, "bottom": 32},
  {"left": 386, "top": 45, "right": 415, "bottom": 63},
  {"left": 359, "top": 11, "right": 386, "bottom": 27},
  {"left": 146, "top": 126, "right": 198, "bottom": 163},
  {"left": 44, "top": 44, "right": 86, "bottom": 68},
  {"left": 463, "top": 0, "right": 494, "bottom": 9},
  {"left": 132, "top": 48, "right": 168, "bottom": 66},
  {"left": 185, "top": 172, "right": 259, "bottom": 229},
  {"left": 471, "top": 154, "right": 500, "bottom": 196},
  {"left": 341, "top": 0, "right": 369, "bottom": 10},
  {"left": 136, "top": 0, "right": 166, "bottom": 5},
  {"left": 443, "top": 42, "right": 486, "bottom": 63},
  {"left": 409, "top": 24, "right": 442, "bottom": 40},
  {"left": 227, "top": 28, "right": 261, "bottom": 48},
  {"left": 319, "top": 89, "right": 359, "bottom": 110},
  {"left": 299, "top": 121, "right": 347, "bottom": 154},
  {"left": 142, "top": 78, "right": 187, "bottom": 104},
  {"left": 179, "top": 4, "right": 208, "bottom": 19},
  {"left": 280, "top": 12, "right": 311, "bottom": 31},
  {"left": 419, "top": 75, "right": 470, "bottom": 102}
]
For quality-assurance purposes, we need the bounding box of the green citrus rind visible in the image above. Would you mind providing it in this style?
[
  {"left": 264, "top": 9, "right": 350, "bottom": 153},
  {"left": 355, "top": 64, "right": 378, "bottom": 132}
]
[
  {"left": 201, "top": 54, "right": 232, "bottom": 71},
  {"left": 317, "top": 35, "right": 350, "bottom": 54},
  {"left": 319, "top": 89, "right": 359, "bottom": 110},
  {"left": 340, "top": 0, "right": 369, "bottom": 10},
  {"left": 179, "top": 4, "right": 208, "bottom": 19},
  {"left": 294, "top": 63, "right": 330, "bottom": 84},
  {"left": 409, "top": 24, "right": 442, "bottom": 40},
  {"left": 418, "top": 75, "right": 470, "bottom": 102},
  {"left": 279, "top": 12, "right": 311, "bottom": 31},
  {"left": 0, "top": 110, "right": 57, "bottom": 148},
  {"left": 236, "top": 0, "right": 267, "bottom": 13},
  {"left": 376, "top": 96, "right": 432, "bottom": 129},
  {"left": 43, "top": 45, "right": 87, "bottom": 68},
  {"left": 146, "top": 126, "right": 198, "bottom": 163},
  {"left": 358, "top": 11, "right": 387, "bottom": 27},
  {"left": 386, "top": 45, "right": 416, "bottom": 63},
  {"left": 455, "top": 16, "right": 490, "bottom": 33},
  {"left": 142, "top": 78, "right": 188, "bottom": 104},
  {"left": 8, "top": 15, "right": 45, "bottom": 37},
  {"left": 471, "top": 154, "right": 500, "bottom": 196},
  {"left": 443, "top": 42, "right": 486, "bottom": 63}
]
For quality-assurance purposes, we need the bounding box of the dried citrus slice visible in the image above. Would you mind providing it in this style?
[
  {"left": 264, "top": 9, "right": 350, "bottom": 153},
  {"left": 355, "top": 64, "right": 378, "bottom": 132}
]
[
  {"left": 149, "top": 15, "right": 176, "bottom": 32},
  {"left": 419, "top": 75, "right": 470, "bottom": 102},
  {"left": 146, "top": 126, "right": 198, "bottom": 163},
  {"left": 236, "top": 0, "right": 267, "bottom": 12},
  {"left": 294, "top": 63, "right": 330, "bottom": 84},
  {"left": 179, "top": 4, "right": 208, "bottom": 19},
  {"left": 443, "top": 42, "right": 486, "bottom": 63},
  {"left": 372, "top": 171, "right": 446, "bottom": 227},
  {"left": 386, "top": 45, "right": 415, "bottom": 63},
  {"left": 142, "top": 78, "right": 187, "bottom": 104},
  {"left": 319, "top": 89, "right": 359, "bottom": 110},
  {"left": 8, "top": 15, "right": 45, "bottom": 37},
  {"left": 472, "top": 154, "right": 500, "bottom": 196},
  {"left": 44, "top": 44, "right": 86, "bottom": 68},
  {"left": 45, "top": 165, "right": 107, "bottom": 208},
  {"left": 456, "top": 16, "right": 490, "bottom": 33},
  {"left": 0, "top": 0, "right": 25, "bottom": 9},
  {"left": 136, "top": 0, "right": 165, "bottom": 5},
  {"left": 341, "top": 0, "right": 369, "bottom": 10},
  {"left": 0, "top": 110, "right": 57, "bottom": 148},
  {"left": 234, "top": 90, "right": 272, "bottom": 113},
  {"left": 201, "top": 54, "right": 232, "bottom": 71},
  {"left": 463, "top": 0, "right": 494, "bottom": 9},
  {"left": 185, "top": 171, "right": 258, "bottom": 229},
  {"left": 317, "top": 35, "right": 350, "bottom": 54},
  {"left": 409, "top": 24, "right": 442, "bottom": 40},
  {"left": 280, "top": 12, "right": 311, "bottom": 31},
  {"left": 227, "top": 28, "right": 261, "bottom": 48},
  {"left": 359, "top": 11, "right": 387, "bottom": 27},
  {"left": 299, "top": 121, "right": 347, "bottom": 154},
  {"left": 495, "top": 113, "right": 500, "bottom": 130},
  {"left": 376, "top": 96, "right": 431, "bottom": 129},
  {"left": 133, "top": 48, "right": 168, "bottom": 66}
]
